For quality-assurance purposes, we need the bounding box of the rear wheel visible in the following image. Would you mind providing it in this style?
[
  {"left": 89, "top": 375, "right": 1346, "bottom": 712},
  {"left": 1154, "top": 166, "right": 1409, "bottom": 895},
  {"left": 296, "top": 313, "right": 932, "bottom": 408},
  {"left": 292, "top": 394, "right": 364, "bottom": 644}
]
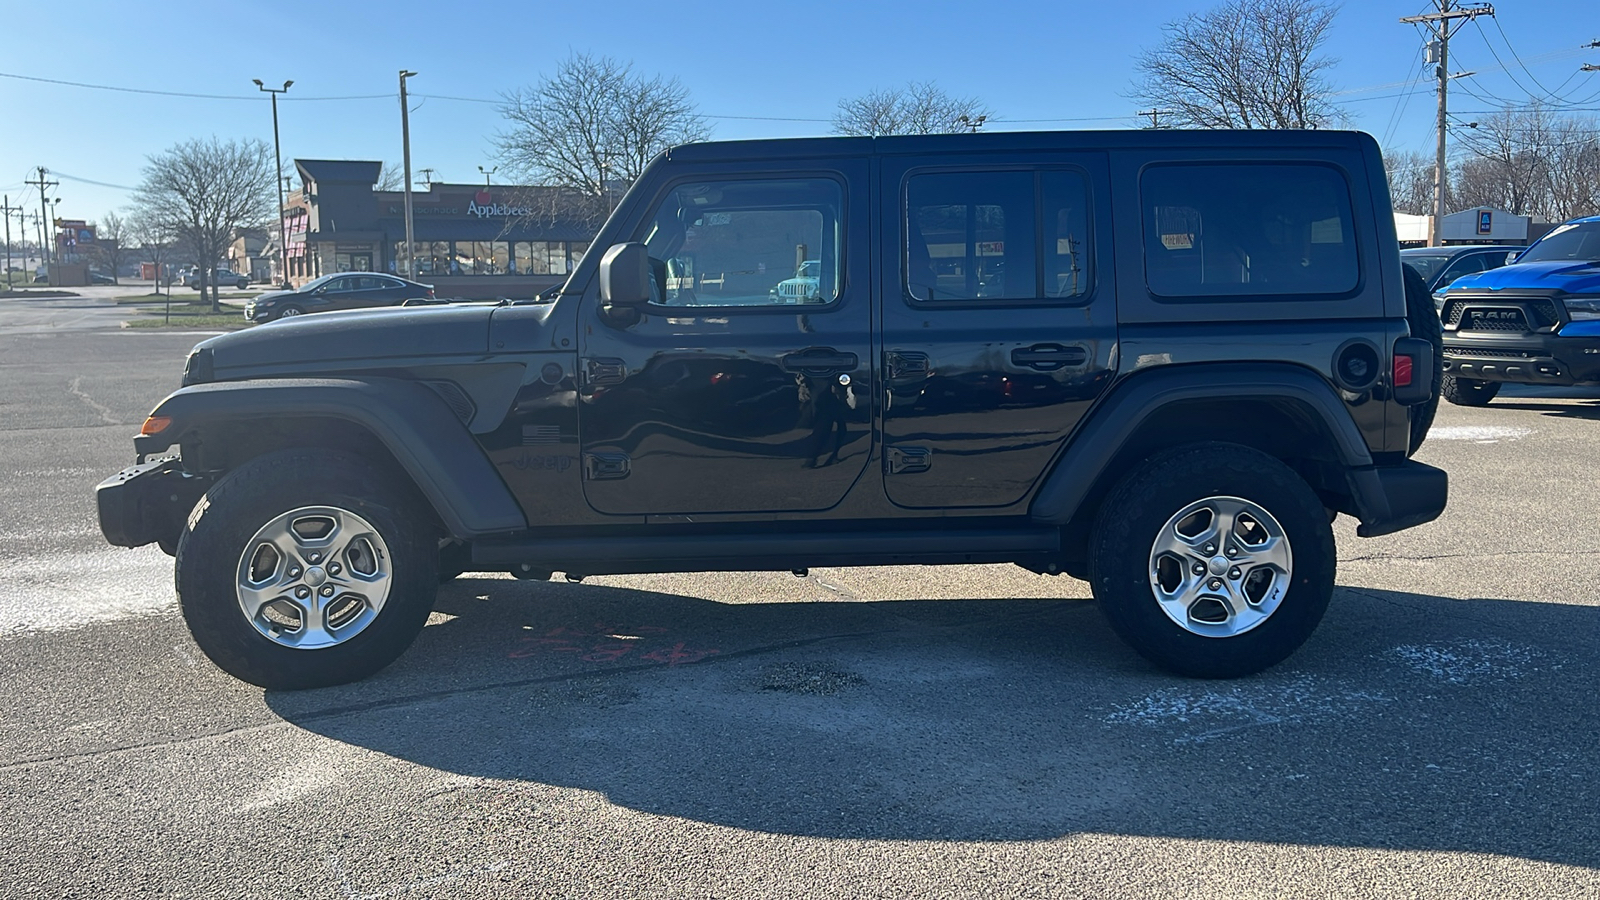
[
  {"left": 175, "top": 449, "right": 439, "bottom": 689},
  {"left": 1088, "top": 443, "right": 1335, "bottom": 678},
  {"left": 1441, "top": 374, "right": 1500, "bottom": 406}
]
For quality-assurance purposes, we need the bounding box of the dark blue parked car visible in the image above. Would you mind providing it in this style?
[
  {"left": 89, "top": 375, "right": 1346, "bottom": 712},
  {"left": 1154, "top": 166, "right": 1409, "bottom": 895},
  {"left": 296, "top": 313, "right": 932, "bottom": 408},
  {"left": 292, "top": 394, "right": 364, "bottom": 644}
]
[
  {"left": 1400, "top": 244, "right": 1523, "bottom": 299},
  {"left": 1436, "top": 216, "right": 1600, "bottom": 405},
  {"left": 245, "top": 273, "right": 435, "bottom": 323}
]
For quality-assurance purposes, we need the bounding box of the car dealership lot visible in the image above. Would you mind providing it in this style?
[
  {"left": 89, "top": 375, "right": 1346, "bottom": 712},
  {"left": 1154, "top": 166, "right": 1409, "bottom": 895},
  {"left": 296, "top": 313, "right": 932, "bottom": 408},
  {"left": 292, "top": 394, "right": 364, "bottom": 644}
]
[{"left": 0, "top": 308, "right": 1597, "bottom": 897}]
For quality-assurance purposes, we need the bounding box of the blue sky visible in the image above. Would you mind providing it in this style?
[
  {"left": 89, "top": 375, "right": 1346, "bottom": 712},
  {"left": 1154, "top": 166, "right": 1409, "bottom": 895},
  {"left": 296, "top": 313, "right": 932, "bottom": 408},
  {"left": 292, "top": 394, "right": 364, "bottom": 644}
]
[{"left": 1, "top": 0, "right": 1596, "bottom": 228}]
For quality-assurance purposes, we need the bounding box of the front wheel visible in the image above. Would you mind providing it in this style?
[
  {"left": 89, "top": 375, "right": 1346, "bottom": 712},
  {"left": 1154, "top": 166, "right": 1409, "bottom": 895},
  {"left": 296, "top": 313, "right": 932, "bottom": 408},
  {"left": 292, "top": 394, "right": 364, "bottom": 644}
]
[
  {"left": 278, "top": 305, "right": 304, "bottom": 319},
  {"left": 1088, "top": 443, "right": 1335, "bottom": 678},
  {"left": 175, "top": 449, "right": 439, "bottom": 689},
  {"left": 1441, "top": 374, "right": 1500, "bottom": 406}
]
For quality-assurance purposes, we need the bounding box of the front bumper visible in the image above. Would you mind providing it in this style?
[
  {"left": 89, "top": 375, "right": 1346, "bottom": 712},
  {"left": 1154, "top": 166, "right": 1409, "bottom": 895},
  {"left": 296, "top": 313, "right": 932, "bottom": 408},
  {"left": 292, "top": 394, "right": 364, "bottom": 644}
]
[
  {"left": 1443, "top": 322, "right": 1600, "bottom": 386},
  {"left": 96, "top": 457, "right": 210, "bottom": 550},
  {"left": 1347, "top": 460, "right": 1448, "bottom": 538}
]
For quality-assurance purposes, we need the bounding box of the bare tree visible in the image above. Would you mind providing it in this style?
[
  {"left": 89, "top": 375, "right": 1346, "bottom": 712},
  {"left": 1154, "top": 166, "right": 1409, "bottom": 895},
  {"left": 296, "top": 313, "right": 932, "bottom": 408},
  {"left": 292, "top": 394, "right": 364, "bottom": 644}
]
[
  {"left": 833, "top": 82, "right": 992, "bottom": 137},
  {"left": 91, "top": 210, "right": 130, "bottom": 284},
  {"left": 1383, "top": 149, "right": 1441, "bottom": 215},
  {"left": 1133, "top": 0, "right": 1341, "bottom": 129},
  {"left": 1450, "top": 102, "right": 1600, "bottom": 222},
  {"left": 375, "top": 162, "right": 406, "bottom": 192},
  {"left": 496, "top": 52, "right": 710, "bottom": 223},
  {"left": 132, "top": 138, "right": 275, "bottom": 310},
  {"left": 128, "top": 210, "right": 176, "bottom": 298}
]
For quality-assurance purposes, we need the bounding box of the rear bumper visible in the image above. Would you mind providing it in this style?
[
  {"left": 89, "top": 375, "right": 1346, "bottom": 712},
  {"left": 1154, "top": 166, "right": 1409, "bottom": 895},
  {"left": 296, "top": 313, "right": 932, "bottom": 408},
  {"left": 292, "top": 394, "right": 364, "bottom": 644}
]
[
  {"left": 1443, "top": 331, "right": 1600, "bottom": 385},
  {"left": 1348, "top": 460, "right": 1448, "bottom": 538},
  {"left": 96, "top": 457, "right": 209, "bottom": 550}
]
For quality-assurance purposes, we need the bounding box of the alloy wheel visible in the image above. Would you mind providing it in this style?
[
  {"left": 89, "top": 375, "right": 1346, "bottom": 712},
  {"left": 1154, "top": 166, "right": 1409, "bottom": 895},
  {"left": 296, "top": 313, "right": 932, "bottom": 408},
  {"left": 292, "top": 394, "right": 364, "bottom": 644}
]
[
  {"left": 1146, "top": 495, "right": 1293, "bottom": 638},
  {"left": 234, "top": 505, "right": 392, "bottom": 650}
]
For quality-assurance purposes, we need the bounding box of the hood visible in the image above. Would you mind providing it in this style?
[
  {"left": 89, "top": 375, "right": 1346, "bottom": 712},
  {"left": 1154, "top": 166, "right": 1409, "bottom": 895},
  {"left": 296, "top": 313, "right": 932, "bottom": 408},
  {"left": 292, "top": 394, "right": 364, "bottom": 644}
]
[
  {"left": 1448, "top": 260, "right": 1600, "bottom": 296},
  {"left": 247, "top": 289, "right": 297, "bottom": 305},
  {"left": 196, "top": 304, "right": 501, "bottom": 375}
]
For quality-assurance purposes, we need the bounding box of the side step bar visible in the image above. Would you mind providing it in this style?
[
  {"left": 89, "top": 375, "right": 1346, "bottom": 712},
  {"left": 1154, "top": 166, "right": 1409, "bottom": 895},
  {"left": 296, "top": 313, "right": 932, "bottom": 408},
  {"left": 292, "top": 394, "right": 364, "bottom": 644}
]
[{"left": 472, "top": 527, "right": 1062, "bottom": 577}]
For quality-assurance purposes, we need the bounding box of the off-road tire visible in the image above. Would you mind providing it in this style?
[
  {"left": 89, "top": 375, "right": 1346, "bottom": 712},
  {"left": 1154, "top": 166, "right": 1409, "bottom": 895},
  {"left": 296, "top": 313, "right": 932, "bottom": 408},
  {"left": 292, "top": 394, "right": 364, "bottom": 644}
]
[
  {"left": 175, "top": 449, "right": 439, "bottom": 689},
  {"left": 1088, "top": 442, "right": 1335, "bottom": 678},
  {"left": 1441, "top": 374, "right": 1500, "bottom": 407},
  {"left": 1404, "top": 263, "right": 1444, "bottom": 454}
]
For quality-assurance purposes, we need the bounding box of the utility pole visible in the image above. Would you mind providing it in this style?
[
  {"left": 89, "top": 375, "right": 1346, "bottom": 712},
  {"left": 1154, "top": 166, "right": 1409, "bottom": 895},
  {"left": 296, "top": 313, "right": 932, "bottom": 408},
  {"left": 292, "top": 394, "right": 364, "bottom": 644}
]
[
  {"left": 254, "top": 79, "right": 293, "bottom": 287},
  {"left": 0, "top": 196, "right": 21, "bottom": 288},
  {"left": 1401, "top": 1, "right": 1495, "bottom": 247},
  {"left": 400, "top": 70, "right": 417, "bottom": 280},
  {"left": 1136, "top": 109, "right": 1170, "bottom": 129},
  {"left": 25, "top": 167, "right": 58, "bottom": 267},
  {"left": 418, "top": 167, "right": 435, "bottom": 188}
]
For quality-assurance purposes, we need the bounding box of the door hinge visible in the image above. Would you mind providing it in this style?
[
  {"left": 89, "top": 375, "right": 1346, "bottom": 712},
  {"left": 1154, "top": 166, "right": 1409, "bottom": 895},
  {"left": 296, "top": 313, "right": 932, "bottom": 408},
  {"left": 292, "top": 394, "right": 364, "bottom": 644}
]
[
  {"left": 584, "top": 452, "right": 630, "bottom": 480},
  {"left": 885, "top": 446, "right": 931, "bottom": 475},
  {"left": 583, "top": 357, "right": 627, "bottom": 386}
]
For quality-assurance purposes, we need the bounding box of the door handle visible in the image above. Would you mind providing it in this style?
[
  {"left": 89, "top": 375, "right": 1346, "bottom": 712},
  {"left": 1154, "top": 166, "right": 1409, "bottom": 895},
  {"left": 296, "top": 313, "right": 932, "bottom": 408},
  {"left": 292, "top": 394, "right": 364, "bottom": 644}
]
[
  {"left": 782, "top": 348, "right": 858, "bottom": 376},
  {"left": 1010, "top": 344, "right": 1088, "bottom": 371}
]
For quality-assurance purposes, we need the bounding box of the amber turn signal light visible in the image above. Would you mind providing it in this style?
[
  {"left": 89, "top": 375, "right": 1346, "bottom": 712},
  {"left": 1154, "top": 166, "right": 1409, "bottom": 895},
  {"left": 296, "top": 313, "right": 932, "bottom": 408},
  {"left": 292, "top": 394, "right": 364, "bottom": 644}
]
[{"left": 140, "top": 416, "right": 172, "bottom": 435}]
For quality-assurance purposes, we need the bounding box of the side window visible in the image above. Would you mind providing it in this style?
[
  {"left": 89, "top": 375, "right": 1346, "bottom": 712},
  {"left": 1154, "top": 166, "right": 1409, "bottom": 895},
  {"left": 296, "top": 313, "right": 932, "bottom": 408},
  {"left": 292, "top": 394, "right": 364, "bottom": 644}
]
[
  {"left": 1438, "top": 253, "right": 1488, "bottom": 288},
  {"left": 904, "top": 169, "right": 1092, "bottom": 303},
  {"left": 1142, "top": 164, "right": 1358, "bottom": 298},
  {"left": 324, "top": 277, "right": 353, "bottom": 293},
  {"left": 639, "top": 178, "right": 842, "bottom": 307},
  {"left": 907, "top": 171, "right": 1035, "bottom": 302}
]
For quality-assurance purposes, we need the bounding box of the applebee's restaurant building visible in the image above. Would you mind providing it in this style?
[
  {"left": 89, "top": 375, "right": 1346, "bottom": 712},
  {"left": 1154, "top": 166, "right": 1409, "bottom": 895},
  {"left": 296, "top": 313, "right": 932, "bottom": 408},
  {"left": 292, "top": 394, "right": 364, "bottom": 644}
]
[{"left": 282, "top": 159, "right": 596, "bottom": 299}]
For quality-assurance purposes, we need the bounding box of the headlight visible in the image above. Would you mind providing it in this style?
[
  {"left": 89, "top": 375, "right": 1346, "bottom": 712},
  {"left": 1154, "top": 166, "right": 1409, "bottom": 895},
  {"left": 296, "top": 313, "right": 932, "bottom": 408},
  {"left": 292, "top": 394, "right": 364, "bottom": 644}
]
[{"left": 1565, "top": 297, "right": 1600, "bottom": 320}]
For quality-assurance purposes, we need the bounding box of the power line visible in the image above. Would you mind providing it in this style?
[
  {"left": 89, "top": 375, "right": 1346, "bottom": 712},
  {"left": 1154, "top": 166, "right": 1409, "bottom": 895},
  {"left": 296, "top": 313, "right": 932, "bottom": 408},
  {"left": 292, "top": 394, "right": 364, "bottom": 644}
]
[{"left": 53, "top": 171, "right": 137, "bottom": 191}]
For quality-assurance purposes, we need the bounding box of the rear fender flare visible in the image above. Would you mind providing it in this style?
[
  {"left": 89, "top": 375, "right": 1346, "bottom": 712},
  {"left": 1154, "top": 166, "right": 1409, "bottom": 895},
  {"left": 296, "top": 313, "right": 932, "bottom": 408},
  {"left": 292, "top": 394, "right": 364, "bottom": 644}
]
[
  {"left": 137, "top": 377, "right": 527, "bottom": 538},
  {"left": 1030, "top": 363, "right": 1375, "bottom": 527}
]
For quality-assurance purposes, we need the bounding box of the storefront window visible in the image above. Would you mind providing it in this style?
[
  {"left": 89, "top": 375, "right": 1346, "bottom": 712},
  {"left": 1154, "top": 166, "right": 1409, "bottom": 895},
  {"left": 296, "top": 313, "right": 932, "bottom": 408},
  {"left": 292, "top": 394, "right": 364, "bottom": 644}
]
[
  {"left": 514, "top": 241, "right": 541, "bottom": 275},
  {"left": 545, "top": 241, "right": 568, "bottom": 275}
]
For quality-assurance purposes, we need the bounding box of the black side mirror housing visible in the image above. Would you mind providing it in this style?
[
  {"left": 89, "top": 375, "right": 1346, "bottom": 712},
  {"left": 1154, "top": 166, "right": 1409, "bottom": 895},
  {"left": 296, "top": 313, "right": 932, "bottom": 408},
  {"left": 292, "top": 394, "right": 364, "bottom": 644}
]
[{"left": 599, "top": 242, "right": 651, "bottom": 308}]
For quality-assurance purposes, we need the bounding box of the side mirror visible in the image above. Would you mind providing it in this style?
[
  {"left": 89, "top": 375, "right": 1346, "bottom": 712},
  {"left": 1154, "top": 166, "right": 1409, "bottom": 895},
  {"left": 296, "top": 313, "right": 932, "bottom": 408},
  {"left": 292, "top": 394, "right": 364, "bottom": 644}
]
[
  {"left": 599, "top": 242, "right": 650, "bottom": 308},
  {"left": 1505, "top": 250, "right": 1522, "bottom": 265}
]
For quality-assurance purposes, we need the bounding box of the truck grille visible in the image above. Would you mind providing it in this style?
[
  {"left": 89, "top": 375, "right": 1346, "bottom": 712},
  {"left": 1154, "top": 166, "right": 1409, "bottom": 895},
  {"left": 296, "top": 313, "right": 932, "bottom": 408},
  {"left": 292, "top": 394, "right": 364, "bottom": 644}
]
[{"left": 1443, "top": 297, "right": 1560, "bottom": 329}]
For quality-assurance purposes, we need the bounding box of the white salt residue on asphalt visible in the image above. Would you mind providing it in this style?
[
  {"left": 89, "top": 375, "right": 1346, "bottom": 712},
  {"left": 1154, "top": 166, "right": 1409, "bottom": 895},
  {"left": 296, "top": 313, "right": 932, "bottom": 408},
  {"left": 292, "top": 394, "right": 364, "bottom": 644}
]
[
  {"left": 1104, "top": 676, "right": 1393, "bottom": 744},
  {"left": 0, "top": 546, "right": 175, "bottom": 635},
  {"left": 1426, "top": 424, "right": 1534, "bottom": 443},
  {"left": 1389, "top": 638, "right": 1546, "bottom": 684}
]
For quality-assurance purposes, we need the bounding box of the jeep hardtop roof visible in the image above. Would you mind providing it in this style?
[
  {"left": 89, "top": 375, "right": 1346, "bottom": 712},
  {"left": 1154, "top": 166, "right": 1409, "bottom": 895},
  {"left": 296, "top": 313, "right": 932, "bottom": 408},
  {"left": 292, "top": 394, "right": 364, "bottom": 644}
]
[{"left": 665, "top": 129, "right": 1380, "bottom": 163}]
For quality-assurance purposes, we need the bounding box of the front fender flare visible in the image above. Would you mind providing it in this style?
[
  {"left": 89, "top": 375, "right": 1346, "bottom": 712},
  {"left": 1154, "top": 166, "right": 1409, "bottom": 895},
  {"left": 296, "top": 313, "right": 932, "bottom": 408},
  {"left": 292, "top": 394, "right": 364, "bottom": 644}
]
[{"left": 137, "top": 377, "right": 527, "bottom": 538}]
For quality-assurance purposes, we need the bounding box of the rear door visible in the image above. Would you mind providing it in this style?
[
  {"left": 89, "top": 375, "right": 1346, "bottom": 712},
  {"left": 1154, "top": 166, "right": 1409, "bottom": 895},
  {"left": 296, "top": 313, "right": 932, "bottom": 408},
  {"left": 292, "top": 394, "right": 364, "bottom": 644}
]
[{"left": 878, "top": 154, "right": 1118, "bottom": 509}]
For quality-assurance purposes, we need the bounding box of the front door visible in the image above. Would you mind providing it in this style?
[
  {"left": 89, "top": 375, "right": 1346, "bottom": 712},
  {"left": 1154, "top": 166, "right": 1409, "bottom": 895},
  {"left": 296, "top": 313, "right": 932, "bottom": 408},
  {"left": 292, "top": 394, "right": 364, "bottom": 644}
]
[
  {"left": 879, "top": 155, "right": 1118, "bottom": 509},
  {"left": 578, "top": 164, "right": 873, "bottom": 516}
]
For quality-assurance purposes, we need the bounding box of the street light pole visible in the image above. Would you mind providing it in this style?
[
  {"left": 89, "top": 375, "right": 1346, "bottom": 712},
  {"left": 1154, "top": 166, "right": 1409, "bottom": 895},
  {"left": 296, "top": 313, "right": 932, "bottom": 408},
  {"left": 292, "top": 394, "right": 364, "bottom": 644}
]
[
  {"left": 254, "top": 78, "right": 294, "bottom": 286},
  {"left": 477, "top": 165, "right": 496, "bottom": 188},
  {"left": 400, "top": 70, "right": 418, "bottom": 279}
]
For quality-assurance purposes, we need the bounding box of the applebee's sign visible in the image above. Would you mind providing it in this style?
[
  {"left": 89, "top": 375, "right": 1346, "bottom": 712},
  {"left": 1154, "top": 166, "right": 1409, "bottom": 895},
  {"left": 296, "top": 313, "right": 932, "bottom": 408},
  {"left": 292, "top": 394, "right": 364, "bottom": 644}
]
[{"left": 468, "top": 190, "right": 533, "bottom": 219}]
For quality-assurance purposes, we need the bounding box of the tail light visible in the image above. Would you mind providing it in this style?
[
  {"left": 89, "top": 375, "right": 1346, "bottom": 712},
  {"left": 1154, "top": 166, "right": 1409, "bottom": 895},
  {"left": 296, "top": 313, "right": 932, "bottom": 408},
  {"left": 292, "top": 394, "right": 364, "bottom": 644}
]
[
  {"left": 425, "top": 288, "right": 435, "bottom": 299},
  {"left": 1393, "top": 354, "right": 1414, "bottom": 388},
  {"left": 1392, "top": 338, "right": 1433, "bottom": 405}
]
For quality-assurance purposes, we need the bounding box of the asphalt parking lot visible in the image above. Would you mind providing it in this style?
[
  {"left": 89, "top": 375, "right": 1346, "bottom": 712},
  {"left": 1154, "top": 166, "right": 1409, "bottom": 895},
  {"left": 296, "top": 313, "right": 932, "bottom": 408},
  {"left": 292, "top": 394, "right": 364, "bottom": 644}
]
[{"left": 1, "top": 297, "right": 1597, "bottom": 898}]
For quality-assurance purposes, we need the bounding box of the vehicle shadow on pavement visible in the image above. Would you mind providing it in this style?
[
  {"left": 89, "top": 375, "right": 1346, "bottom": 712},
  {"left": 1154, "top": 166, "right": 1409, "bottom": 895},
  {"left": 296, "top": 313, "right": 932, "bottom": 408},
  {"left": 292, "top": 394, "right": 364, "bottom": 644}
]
[
  {"left": 1488, "top": 400, "right": 1600, "bottom": 421},
  {"left": 267, "top": 579, "right": 1599, "bottom": 865}
]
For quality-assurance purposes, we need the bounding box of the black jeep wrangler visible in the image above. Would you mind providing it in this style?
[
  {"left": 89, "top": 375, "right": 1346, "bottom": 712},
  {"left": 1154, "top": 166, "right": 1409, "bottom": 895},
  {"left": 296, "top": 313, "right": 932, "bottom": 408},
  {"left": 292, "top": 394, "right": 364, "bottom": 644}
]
[{"left": 98, "top": 130, "right": 1447, "bottom": 689}]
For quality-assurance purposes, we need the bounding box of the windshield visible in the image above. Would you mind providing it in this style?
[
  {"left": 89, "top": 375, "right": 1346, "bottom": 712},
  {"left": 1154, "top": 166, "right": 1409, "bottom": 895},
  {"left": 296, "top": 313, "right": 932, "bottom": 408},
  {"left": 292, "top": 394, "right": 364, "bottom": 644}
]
[
  {"left": 1400, "top": 253, "right": 1452, "bottom": 281},
  {"left": 1520, "top": 221, "right": 1600, "bottom": 264}
]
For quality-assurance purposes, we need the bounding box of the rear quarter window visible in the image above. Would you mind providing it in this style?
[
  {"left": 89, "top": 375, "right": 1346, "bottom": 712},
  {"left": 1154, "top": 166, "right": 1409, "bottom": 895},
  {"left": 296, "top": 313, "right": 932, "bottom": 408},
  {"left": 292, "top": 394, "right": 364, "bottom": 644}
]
[{"left": 1142, "top": 164, "right": 1359, "bottom": 300}]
